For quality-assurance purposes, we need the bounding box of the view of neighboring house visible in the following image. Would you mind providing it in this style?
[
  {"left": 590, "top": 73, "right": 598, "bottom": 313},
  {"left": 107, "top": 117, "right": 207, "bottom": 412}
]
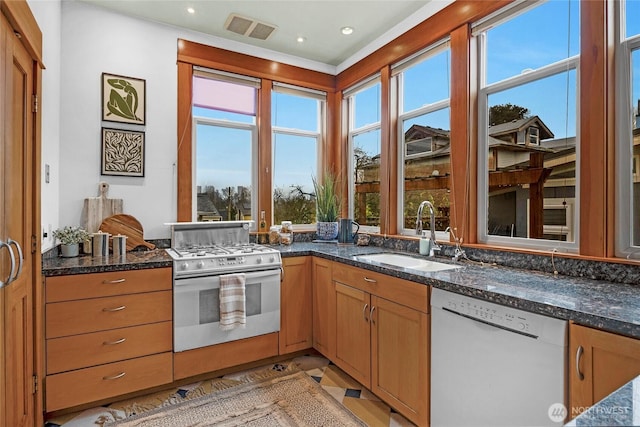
[{"left": 196, "top": 186, "right": 252, "bottom": 222}]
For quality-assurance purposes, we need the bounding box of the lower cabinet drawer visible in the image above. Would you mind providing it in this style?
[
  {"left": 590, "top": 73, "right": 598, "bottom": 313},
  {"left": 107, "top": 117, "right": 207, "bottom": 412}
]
[
  {"left": 45, "top": 352, "right": 173, "bottom": 412},
  {"left": 46, "top": 321, "right": 173, "bottom": 375}
]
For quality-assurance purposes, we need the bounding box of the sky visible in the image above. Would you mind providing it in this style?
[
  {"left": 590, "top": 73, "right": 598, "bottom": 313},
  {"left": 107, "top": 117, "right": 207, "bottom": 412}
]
[{"left": 194, "top": 0, "right": 640, "bottom": 203}]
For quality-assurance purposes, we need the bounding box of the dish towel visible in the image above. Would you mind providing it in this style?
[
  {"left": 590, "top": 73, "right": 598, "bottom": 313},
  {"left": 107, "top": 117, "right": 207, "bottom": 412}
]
[{"left": 219, "top": 273, "right": 246, "bottom": 331}]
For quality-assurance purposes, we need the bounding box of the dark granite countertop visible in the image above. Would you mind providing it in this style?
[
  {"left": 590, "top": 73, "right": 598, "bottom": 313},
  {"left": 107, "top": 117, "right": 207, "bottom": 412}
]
[
  {"left": 565, "top": 375, "right": 639, "bottom": 426},
  {"left": 278, "top": 242, "right": 640, "bottom": 340},
  {"left": 42, "top": 249, "right": 172, "bottom": 276}
]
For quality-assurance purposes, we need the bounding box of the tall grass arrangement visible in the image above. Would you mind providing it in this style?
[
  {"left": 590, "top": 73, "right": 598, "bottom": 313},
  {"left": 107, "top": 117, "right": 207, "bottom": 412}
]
[{"left": 312, "top": 171, "right": 341, "bottom": 222}]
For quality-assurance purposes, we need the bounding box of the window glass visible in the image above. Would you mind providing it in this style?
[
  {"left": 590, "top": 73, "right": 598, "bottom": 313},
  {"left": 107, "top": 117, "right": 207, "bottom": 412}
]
[
  {"left": 353, "top": 129, "right": 381, "bottom": 227},
  {"left": 192, "top": 74, "right": 257, "bottom": 223},
  {"left": 627, "top": 0, "right": 640, "bottom": 39},
  {"left": 402, "top": 49, "right": 450, "bottom": 112},
  {"left": 401, "top": 109, "right": 451, "bottom": 232},
  {"left": 354, "top": 83, "right": 381, "bottom": 128},
  {"left": 486, "top": 1, "right": 579, "bottom": 85},
  {"left": 478, "top": 0, "right": 579, "bottom": 248},
  {"left": 195, "top": 123, "right": 253, "bottom": 222},
  {"left": 632, "top": 47, "right": 640, "bottom": 246},
  {"left": 272, "top": 88, "right": 323, "bottom": 225},
  {"left": 273, "top": 133, "right": 317, "bottom": 224}
]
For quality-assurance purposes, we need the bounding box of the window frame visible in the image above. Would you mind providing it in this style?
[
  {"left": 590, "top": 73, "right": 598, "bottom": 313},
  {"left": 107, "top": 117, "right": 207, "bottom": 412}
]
[
  {"left": 346, "top": 75, "right": 382, "bottom": 233},
  {"left": 475, "top": 4, "right": 581, "bottom": 252},
  {"left": 393, "top": 41, "right": 452, "bottom": 237},
  {"left": 615, "top": 0, "right": 640, "bottom": 258}
]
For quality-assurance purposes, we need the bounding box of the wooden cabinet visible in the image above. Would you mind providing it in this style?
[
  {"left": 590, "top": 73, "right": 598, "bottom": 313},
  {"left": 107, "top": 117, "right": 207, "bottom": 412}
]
[
  {"left": 279, "top": 256, "right": 312, "bottom": 354},
  {"left": 569, "top": 323, "right": 640, "bottom": 418},
  {"left": 312, "top": 257, "right": 335, "bottom": 359},
  {"left": 44, "top": 268, "right": 173, "bottom": 412},
  {"left": 332, "top": 263, "right": 429, "bottom": 426},
  {"left": 1, "top": 3, "right": 43, "bottom": 426}
]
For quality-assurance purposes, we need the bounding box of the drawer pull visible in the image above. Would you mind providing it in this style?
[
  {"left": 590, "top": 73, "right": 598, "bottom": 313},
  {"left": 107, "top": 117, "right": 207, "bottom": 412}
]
[
  {"left": 102, "top": 305, "right": 126, "bottom": 312},
  {"left": 363, "top": 277, "right": 377, "bottom": 283},
  {"left": 103, "top": 338, "right": 126, "bottom": 346},
  {"left": 575, "top": 345, "right": 585, "bottom": 381},
  {"left": 103, "top": 372, "right": 126, "bottom": 380},
  {"left": 102, "top": 278, "right": 126, "bottom": 284}
]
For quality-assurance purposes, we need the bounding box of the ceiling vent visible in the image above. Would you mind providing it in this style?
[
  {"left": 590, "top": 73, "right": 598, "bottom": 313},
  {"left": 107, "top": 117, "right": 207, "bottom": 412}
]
[{"left": 224, "top": 14, "right": 277, "bottom": 41}]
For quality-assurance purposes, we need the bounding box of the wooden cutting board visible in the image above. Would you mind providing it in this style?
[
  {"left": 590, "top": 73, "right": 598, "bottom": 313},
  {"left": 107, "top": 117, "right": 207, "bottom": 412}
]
[
  {"left": 99, "top": 214, "right": 156, "bottom": 251},
  {"left": 81, "top": 182, "right": 123, "bottom": 233}
]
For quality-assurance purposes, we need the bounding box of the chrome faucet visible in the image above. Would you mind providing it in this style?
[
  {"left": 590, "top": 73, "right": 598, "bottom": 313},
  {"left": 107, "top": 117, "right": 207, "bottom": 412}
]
[{"left": 416, "top": 200, "right": 440, "bottom": 257}]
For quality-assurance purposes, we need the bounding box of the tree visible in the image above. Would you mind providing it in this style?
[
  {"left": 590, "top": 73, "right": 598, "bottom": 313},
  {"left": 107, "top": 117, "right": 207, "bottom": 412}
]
[{"left": 489, "top": 103, "right": 530, "bottom": 126}]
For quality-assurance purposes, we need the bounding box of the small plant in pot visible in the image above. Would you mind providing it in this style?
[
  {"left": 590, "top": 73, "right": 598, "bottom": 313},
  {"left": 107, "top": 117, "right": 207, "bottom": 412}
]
[
  {"left": 53, "top": 226, "right": 90, "bottom": 258},
  {"left": 312, "top": 170, "right": 341, "bottom": 240}
]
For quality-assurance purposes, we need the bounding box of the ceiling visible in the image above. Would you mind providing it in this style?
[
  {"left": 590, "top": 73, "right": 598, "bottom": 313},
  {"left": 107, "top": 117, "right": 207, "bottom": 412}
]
[{"left": 80, "top": 0, "right": 452, "bottom": 71}]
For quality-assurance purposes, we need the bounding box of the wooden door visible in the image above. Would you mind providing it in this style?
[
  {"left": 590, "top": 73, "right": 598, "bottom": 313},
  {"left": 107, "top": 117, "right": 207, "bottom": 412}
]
[
  {"left": 279, "top": 257, "right": 312, "bottom": 354},
  {"left": 569, "top": 323, "right": 640, "bottom": 419},
  {"left": 334, "top": 282, "right": 370, "bottom": 387},
  {"left": 371, "top": 296, "right": 429, "bottom": 426},
  {"left": 312, "top": 257, "right": 335, "bottom": 358},
  {"left": 1, "top": 11, "right": 37, "bottom": 427}
]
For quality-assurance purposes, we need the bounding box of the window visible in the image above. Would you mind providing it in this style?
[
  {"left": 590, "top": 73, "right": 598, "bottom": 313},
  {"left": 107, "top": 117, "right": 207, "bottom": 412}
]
[
  {"left": 393, "top": 41, "right": 451, "bottom": 235},
  {"left": 192, "top": 69, "right": 259, "bottom": 224},
  {"left": 475, "top": 0, "right": 580, "bottom": 250},
  {"left": 616, "top": 0, "right": 640, "bottom": 257},
  {"left": 346, "top": 78, "right": 381, "bottom": 230},
  {"left": 272, "top": 83, "right": 326, "bottom": 226}
]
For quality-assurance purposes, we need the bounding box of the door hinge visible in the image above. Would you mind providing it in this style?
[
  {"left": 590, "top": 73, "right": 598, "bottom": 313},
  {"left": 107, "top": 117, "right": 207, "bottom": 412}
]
[
  {"left": 32, "top": 94, "right": 38, "bottom": 113},
  {"left": 31, "top": 235, "right": 37, "bottom": 254},
  {"left": 32, "top": 375, "right": 38, "bottom": 394}
]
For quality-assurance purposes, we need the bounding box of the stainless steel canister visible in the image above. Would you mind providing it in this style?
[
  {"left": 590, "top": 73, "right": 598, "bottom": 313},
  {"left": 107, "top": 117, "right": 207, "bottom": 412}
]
[
  {"left": 91, "top": 231, "right": 110, "bottom": 257},
  {"left": 112, "top": 234, "right": 127, "bottom": 258}
]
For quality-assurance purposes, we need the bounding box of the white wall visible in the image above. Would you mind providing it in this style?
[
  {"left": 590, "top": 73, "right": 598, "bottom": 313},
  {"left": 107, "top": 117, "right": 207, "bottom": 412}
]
[{"left": 29, "top": 0, "right": 62, "bottom": 252}]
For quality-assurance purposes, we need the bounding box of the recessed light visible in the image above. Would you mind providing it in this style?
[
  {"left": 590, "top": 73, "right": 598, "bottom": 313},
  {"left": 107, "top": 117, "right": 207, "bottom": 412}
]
[
  {"left": 296, "top": 36, "right": 306, "bottom": 43},
  {"left": 187, "top": 7, "right": 195, "bottom": 14},
  {"left": 341, "top": 26, "right": 354, "bottom": 35}
]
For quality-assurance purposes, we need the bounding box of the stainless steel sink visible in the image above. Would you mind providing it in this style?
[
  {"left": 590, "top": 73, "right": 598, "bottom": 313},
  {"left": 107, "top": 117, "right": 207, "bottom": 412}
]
[{"left": 355, "top": 253, "right": 461, "bottom": 272}]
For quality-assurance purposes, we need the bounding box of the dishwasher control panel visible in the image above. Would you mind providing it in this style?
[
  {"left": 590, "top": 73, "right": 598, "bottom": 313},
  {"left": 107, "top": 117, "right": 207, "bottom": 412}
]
[{"left": 439, "top": 291, "right": 541, "bottom": 337}]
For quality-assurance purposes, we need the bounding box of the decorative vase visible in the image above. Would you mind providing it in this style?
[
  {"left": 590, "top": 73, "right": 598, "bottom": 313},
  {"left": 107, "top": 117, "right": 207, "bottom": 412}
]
[
  {"left": 316, "top": 221, "right": 339, "bottom": 240},
  {"left": 60, "top": 243, "right": 80, "bottom": 258}
]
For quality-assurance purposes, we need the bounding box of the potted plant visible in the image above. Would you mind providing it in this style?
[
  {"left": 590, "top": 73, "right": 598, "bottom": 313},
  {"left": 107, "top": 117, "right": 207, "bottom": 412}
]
[
  {"left": 312, "top": 170, "right": 341, "bottom": 240},
  {"left": 53, "top": 226, "right": 90, "bottom": 257}
]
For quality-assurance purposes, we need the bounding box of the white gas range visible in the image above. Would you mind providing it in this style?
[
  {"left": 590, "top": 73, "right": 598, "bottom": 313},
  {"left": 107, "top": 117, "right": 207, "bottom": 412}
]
[{"left": 166, "top": 221, "right": 282, "bottom": 352}]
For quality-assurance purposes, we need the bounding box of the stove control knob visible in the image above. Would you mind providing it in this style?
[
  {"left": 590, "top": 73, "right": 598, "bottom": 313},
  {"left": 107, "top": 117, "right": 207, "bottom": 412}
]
[
  {"left": 256, "top": 257, "right": 263, "bottom": 264},
  {"left": 197, "top": 261, "right": 205, "bottom": 269},
  {"left": 181, "top": 262, "right": 189, "bottom": 270},
  {"left": 269, "top": 256, "right": 276, "bottom": 263}
]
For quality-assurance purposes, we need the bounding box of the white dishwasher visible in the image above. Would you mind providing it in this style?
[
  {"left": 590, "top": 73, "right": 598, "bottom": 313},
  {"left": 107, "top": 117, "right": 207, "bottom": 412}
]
[{"left": 431, "top": 288, "right": 568, "bottom": 427}]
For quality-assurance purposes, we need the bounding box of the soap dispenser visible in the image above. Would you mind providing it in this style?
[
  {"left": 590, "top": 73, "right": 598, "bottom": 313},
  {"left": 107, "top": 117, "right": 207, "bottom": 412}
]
[{"left": 419, "top": 230, "right": 430, "bottom": 255}]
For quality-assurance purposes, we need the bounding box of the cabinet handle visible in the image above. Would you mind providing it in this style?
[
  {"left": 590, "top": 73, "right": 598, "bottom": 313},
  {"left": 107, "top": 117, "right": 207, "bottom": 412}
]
[
  {"left": 370, "top": 306, "right": 376, "bottom": 324},
  {"left": 103, "top": 338, "right": 126, "bottom": 346},
  {"left": 102, "top": 305, "right": 126, "bottom": 312},
  {"left": 102, "top": 278, "right": 126, "bottom": 284},
  {"left": 363, "top": 277, "right": 377, "bottom": 283},
  {"left": 575, "top": 345, "right": 584, "bottom": 381},
  {"left": 7, "top": 239, "right": 23, "bottom": 282},
  {"left": 362, "top": 303, "right": 369, "bottom": 322},
  {"left": 103, "top": 372, "right": 126, "bottom": 380},
  {"left": 0, "top": 241, "right": 16, "bottom": 289}
]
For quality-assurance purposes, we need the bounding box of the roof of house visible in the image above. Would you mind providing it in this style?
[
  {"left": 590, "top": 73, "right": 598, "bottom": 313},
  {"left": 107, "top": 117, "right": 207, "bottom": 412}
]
[
  {"left": 488, "top": 116, "right": 554, "bottom": 140},
  {"left": 196, "top": 193, "right": 220, "bottom": 215}
]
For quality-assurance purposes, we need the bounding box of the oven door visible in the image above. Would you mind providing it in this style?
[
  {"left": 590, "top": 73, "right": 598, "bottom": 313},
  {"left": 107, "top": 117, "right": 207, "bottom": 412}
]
[{"left": 174, "top": 268, "right": 281, "bottom": 352}]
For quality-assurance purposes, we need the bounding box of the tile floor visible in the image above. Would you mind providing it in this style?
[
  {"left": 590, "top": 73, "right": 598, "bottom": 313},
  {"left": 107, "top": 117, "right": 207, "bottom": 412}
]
[{"left": 45, "top": 354, "right": 415, "bottom": 427}]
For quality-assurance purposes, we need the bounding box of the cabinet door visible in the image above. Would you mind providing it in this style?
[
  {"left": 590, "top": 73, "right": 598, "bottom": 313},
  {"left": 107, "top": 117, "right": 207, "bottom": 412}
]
[
  {"left": 280, "top": 257, "right": 312, "bottom": 354},
  {"left": 312, "top": 257, "right": 335, "bottom": 358},
  {"left": 371, "top": 296, "right": 429, "bottom": 427},
  {"left": 334, "top": 282, "right": 370, "bottom": 388},
  {"left": 569, "top": 323, "right": 640, "bottom": 417}
]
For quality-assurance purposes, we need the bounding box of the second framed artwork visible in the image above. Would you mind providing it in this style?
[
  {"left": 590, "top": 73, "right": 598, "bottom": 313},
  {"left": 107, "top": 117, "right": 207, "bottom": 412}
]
[
  {"left": 102, "top": 72, "right": 146, "bottom": 125},
  {"left": 101, "top": 128, "right": 145, "bottom": 177}
]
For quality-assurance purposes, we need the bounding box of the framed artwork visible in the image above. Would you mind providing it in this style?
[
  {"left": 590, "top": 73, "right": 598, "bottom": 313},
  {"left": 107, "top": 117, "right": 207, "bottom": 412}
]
[
  {"left": 101, "top": 128, "right": 145, "bottom": 177},
  {"left": 102, "top": 73, "right": 146, "bottom": 125}
]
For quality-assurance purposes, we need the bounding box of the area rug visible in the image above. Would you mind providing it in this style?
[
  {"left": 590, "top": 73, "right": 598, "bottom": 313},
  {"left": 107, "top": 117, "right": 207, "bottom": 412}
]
[{"left": 105, "top": 365, "right": 366, "bottom": 427}]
